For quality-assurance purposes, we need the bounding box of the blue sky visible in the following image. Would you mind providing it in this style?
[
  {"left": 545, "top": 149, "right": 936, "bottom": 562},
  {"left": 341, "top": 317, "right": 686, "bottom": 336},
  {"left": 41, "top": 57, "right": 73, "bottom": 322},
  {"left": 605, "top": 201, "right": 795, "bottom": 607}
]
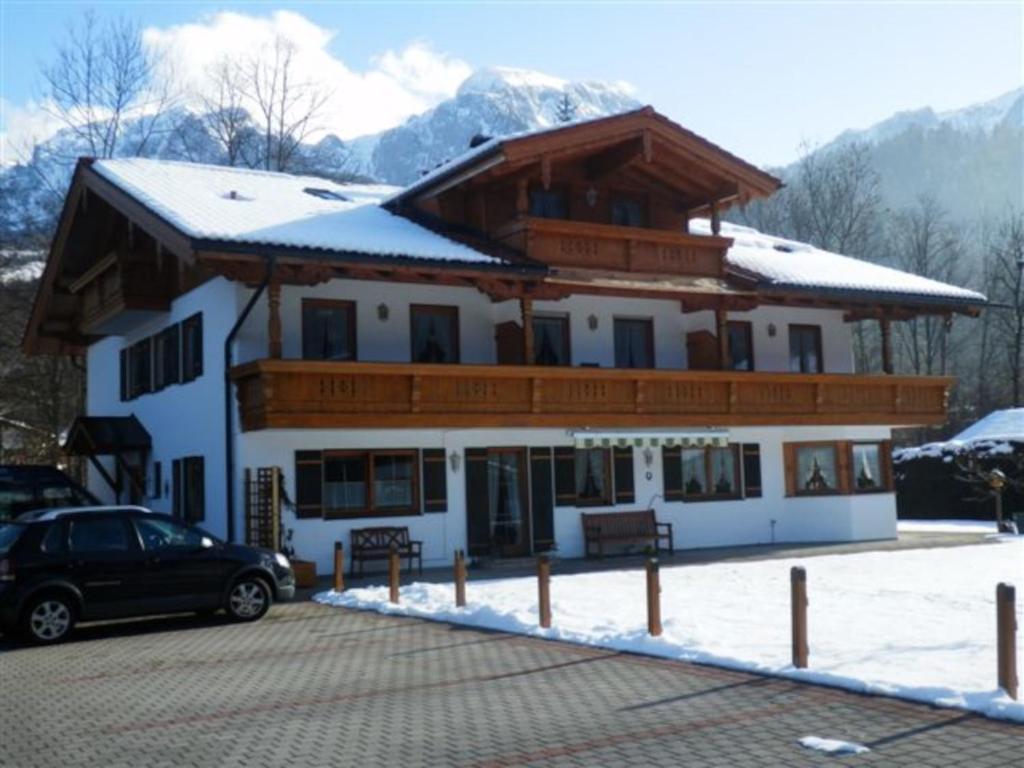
[{"left": 1, "top": 1, "right": 1021, "bottom": 166}]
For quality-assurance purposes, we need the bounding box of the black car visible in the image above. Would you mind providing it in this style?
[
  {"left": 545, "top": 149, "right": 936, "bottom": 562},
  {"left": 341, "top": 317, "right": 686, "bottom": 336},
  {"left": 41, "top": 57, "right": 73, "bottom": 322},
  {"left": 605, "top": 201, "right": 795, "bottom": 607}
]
[
  {"left": 0, "top": 506, "right": 295, "bottom": 644},
  {"left": 0, "top": 465, "right": 100, "bottom": 522}
]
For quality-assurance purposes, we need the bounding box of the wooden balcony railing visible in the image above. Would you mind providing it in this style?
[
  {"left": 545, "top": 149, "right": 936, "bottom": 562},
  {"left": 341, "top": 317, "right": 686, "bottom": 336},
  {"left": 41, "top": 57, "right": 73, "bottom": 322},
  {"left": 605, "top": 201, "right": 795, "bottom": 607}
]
[
  {"left": 494, "top": 217, "right": 731, "bottom": 277},
  {"left": 230, "top": 359, "right": 952, "bottom": 431}
]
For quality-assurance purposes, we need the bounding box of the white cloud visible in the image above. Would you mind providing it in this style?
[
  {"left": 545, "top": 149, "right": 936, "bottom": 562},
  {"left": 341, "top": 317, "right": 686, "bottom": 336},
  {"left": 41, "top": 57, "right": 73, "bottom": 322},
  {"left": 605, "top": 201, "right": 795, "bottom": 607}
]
[
  {"left": 0, "top": 98, "right": 66, "bottom": 167},
  {"left": 142, "top": 10, "right": 472, "bottom": 140}
]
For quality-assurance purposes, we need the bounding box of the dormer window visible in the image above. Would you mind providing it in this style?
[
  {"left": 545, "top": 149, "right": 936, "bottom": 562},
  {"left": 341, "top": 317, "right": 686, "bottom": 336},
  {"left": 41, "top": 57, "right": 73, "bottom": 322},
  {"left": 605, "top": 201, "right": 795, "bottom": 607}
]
[
  {"left": 529, "top": 187, "right": 567, "bottom": 219},
  {"left": 303, "top": 187, "right": 349, "bottom": 202}
]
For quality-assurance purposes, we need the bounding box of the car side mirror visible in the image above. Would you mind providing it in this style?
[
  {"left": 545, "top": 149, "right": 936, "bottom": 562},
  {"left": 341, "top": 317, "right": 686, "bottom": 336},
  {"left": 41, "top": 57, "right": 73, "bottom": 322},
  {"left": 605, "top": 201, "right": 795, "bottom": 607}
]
[{"left": 199, "top": 536, "right": 215, "bottom": 550}]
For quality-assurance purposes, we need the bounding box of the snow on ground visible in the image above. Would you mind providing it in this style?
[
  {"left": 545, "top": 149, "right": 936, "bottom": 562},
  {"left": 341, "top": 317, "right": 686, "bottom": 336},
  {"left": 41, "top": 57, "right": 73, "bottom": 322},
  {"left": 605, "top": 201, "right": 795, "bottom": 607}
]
[
  {"left": 316, "top": 538, "right": 1024, "bottom": 722},
  {"left": 898, "top": 519, "right": 999, "bottom": 534},
  {"left": 798, "top": 736, "right": 870, "bottom": 755}
]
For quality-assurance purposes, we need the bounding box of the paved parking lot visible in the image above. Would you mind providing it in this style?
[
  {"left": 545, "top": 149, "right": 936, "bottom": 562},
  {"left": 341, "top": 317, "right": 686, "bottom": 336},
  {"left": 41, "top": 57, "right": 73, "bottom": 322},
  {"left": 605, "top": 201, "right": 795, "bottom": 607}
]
[{"left": 1, "top": 600, "right": 1021, "bottom": 767}]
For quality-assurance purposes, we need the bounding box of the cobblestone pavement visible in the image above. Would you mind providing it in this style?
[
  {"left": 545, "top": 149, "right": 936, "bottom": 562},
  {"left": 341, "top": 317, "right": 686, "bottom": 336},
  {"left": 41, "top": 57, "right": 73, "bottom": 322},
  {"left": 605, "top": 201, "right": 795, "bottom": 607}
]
[{"left": 1, "top": 601, "right": 1020, "bottom": 768}]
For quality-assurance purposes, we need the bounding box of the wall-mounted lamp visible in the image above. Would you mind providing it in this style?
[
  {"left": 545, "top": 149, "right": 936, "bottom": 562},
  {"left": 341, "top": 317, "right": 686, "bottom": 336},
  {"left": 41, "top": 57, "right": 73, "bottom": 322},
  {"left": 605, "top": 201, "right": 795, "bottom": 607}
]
[
  {"left": 767, "top": 323, "right": 777, "bottom": 338},
  {"left": 587, "top": 314, "right": 599, "bottom": 331},
  {"left": 377, "top": 303, "right": 389, "bottom": 321},
  {"left": 585, "top": 185, "right": 598, "bottom": 207},
  {"left": 449, "top": 450, "right": 462, "bottom": 473},
  {"left": 642, "top": 447, "right": 654, "bottom": 468}
]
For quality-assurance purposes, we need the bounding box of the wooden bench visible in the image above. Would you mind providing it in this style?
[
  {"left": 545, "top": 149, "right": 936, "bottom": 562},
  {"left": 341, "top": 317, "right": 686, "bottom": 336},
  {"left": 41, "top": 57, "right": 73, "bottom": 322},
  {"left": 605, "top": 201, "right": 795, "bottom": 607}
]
[
  {"left": 350, "top": 527, "right": 423, "bottom": 576},
  {"left": 580, "top": 510, "right": 673, "bottom": 558}
]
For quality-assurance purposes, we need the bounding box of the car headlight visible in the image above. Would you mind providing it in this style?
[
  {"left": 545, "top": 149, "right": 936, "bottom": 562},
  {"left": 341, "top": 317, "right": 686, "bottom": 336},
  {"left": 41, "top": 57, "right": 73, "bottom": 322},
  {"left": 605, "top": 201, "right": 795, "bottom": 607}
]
[{"left": 274, "top": 553, "right": 291, "bottom": 569}]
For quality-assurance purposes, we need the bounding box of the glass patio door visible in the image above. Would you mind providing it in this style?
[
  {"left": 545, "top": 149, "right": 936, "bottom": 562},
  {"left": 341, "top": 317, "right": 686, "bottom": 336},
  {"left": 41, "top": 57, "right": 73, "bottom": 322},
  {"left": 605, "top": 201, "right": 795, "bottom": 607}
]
[{"left": 486, "top": 449, "right": 530, "bottom": 557}]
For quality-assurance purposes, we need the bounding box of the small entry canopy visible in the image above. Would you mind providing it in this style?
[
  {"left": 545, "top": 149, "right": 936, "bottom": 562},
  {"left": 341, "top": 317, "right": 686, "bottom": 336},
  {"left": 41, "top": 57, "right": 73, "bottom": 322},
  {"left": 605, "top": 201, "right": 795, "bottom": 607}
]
[
  {"left": 63, "top": 415, "right": 151, "bottom": 502},
  {"left": 571, "top": 429, "right": 729, "bottom": 449}
]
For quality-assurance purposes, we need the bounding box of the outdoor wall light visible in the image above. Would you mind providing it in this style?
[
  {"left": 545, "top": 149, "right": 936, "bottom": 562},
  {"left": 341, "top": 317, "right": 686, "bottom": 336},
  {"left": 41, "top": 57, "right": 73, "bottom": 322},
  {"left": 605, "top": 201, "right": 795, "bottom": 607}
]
[
  {"left": 585, "top": 185, "right": 598, "bottom": 207},
  {"left": 449, "top": 450, "right": 462, "bottom": 473},
  {"left": 642, "top": 447, "right": 654, "bottom": 467},
  {"left": 377, "top": 303, "right": 389, "bottom": 321},
  {"left": 587, "top": 314, "right": 599, "bottom": 331},
  {"left": 767, "top": 323, "right": 777, "bottom": 338}
]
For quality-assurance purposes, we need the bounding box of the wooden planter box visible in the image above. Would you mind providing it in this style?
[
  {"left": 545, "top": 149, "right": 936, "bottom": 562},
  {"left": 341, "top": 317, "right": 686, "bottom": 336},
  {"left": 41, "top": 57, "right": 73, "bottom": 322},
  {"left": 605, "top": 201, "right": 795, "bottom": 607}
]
[{"left": 291, "top": 559, "right": 318, "bottom": 588}]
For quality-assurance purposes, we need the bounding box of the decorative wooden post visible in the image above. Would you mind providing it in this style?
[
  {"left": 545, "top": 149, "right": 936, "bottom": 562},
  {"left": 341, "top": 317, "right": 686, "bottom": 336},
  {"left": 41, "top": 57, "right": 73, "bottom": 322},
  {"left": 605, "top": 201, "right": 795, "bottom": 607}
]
[
  {"left": 710, "top": 201, "right": 721, "bottom": 235},
  {"left": 537, "top": 555, "right": 552, "bottom": 628},
  {"left": 997, "top": 583, "right": 1018, "bottom": 700},
  {"left": 267, "top": 279, "right": 282, "bottom": 359},
  {"left": 880, "top": 317, "right": 894, "bottom": 374},
  {"left": 791, "top": 566, "right": 809, "bottom": 669},
  {"left": 333, "top": 541, "right": 345, "bottom": 592},
  {"left": 388, "top": 545, "right": 400, "bottom": 604},
  {"left": 646, "top": 558, "right": 662, "bottom": 637},
  {"left": 521, "top": 297, "right": 535, "bottom": 365},
  {"left": 454, "top": 549, "right": 467, "bottom": 607},
  {"left": 716, "top": 306, "right": 730, "bottom": 370}
]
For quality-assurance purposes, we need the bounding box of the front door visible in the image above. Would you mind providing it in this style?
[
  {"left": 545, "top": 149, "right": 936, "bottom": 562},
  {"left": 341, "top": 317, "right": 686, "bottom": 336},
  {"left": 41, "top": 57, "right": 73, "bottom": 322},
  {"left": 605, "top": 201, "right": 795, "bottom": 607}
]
[{"left": 465, "top": 448, "right": 531, "bottom": 558}]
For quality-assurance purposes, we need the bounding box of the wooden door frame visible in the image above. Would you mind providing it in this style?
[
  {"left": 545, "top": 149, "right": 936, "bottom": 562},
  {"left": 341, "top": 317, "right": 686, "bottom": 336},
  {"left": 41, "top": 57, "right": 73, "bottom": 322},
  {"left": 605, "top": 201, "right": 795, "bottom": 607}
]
[{"left": 484, "top": 446, "right": 532, "bottom": 557}]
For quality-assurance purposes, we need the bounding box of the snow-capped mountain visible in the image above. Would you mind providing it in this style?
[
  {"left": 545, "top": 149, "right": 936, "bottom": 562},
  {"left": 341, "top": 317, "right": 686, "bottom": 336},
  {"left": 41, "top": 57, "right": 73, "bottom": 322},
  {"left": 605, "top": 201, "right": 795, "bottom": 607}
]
[{"left": 345, "top": 67, "right": 639, "bottom": 184}]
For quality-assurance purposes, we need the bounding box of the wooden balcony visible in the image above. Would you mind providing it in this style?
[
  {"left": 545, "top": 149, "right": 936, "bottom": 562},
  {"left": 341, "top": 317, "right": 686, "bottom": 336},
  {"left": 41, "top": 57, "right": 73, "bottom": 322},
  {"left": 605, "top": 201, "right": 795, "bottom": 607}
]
[
  {"left": 231, "top": 359, "right": 952, "bottom": 432},
  {"left": 71, "top": 252, "right": 171, "bottom": 335},
  {"left": 494, "top": 217, "right": 731, "bottom": 277}
]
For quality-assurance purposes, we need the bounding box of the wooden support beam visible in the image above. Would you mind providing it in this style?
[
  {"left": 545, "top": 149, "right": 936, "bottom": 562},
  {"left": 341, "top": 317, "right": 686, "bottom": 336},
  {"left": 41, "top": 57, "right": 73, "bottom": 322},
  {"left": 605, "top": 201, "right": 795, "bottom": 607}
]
[
  {"left": 716, "top": 305, "right": 730, "bottom": 370},
  {"left": 267, "top": 279, "right": 282, "bottom": 359},
  {"left": 541, "top": 155, "right": 552, "bottom": 191},
  {"left": 516, "top": 178, "right": 529, "bottom": 218},
  {"left": 521, "top": 297, "right": 535, "bottom": 365},
  {"left": 880, "top": 317, "right": 894, "bottom": 375},
  {"left": 585, "top": 136, "right": 644, "bottom": 181},
  {"left": 710, "top": 201, "right": 721, "bottom": 235}
]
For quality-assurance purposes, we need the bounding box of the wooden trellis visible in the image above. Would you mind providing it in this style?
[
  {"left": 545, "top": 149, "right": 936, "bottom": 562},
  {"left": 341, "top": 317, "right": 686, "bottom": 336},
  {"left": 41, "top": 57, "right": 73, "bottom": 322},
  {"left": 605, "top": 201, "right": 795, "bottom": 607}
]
[{"left": 244, "top": 467, "right": 281, "bottom": 550}]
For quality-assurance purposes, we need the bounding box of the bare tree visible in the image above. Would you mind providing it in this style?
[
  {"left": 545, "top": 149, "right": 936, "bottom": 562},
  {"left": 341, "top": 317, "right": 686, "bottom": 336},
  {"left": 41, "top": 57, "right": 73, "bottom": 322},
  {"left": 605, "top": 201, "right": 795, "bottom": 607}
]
[
  {"left": 40, "top": 11, "right": 178, "bottom": 160},
  {"left": 242, "top": 37, "right": 331, "bottom": 172},
  {"left": 198, "top": 57, "right": 254, "bottom": 166},
  {"left": 986, "top": 211, "right": 1024, "bottom": 406}
]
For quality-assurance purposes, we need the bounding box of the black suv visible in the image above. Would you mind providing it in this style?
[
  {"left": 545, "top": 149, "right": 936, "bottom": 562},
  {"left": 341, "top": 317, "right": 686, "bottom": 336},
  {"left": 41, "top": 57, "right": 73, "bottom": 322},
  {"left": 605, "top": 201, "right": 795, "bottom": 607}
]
[{"left": 0, "top": 506, "right": 295, "bottom": 644}]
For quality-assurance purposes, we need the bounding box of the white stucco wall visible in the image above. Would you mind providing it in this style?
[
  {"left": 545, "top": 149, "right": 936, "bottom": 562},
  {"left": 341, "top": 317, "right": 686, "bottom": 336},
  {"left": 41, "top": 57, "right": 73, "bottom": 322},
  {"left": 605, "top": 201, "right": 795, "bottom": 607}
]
[{"left": 238, "top": 424, "right": 895, "bottom": 573}]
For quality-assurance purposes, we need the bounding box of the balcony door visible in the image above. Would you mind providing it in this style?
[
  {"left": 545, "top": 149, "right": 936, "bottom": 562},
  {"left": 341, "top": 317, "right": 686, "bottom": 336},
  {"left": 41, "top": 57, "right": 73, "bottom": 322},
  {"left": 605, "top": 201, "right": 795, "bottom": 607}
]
[{"left": 465, "top": 448, "right": 531, "bottom": 558}]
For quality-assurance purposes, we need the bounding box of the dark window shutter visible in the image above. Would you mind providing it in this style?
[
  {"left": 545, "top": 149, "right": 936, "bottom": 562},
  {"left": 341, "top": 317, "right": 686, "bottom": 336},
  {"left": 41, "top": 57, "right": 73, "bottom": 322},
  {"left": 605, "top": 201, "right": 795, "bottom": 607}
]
[
  {"left": 152, "top": 460, "right": 162, "bottom": 499},
  {"left": 662, "top": 446, "right": 683, "bottom": 502},
  {"left": 172, "top": 459, "right": 182, "bottom": 518},
  {"left": 465, "top": 448, "right": 490, "bottom": 556},
  {"left": 613, "top": 447, "right": 635, "bottom": 505},
  {"left": 192, "top": 314, "right": 203, "bottom": 377},
  {"left": 530, "top": 448, "right": 555, "bottom": 551},
  {"left": 742, "top": 444, "right": 762, "bottom": 498},
  {"left": 119, "top": 349, "right": 128, "bottom": 401},
  {"left": 422, "top": 449, "right": 447, "bottom": 513},
  {"left": 294, "top": 450, "right": 323, "bottom": 518},
  {"left": 188, "top": 457, "right": 205, "bottom": 522},
  {"left": 880, "top": 440, "right": 894, "bottom": 490},
  {"left": 553, "top": 447, "right": 576, "bottom": 506}
]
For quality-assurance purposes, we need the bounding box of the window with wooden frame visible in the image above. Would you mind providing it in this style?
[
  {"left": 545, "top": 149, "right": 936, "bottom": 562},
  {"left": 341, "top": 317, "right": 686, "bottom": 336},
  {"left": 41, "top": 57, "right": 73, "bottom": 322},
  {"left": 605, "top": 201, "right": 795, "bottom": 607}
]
[
  {"left": 613, "top": 317, "right": 654, "bottom": 369},
  {"left": 295, "top": 449, "right": 422, "bottom": 519},
  {"left": 153, "top": 324, "right": 180, "bottom": 391},
  {"left": 410, "top": 305, "right": 459, "bottom": 364},
  {"left": 528, "top": 186, "right": 568, "bottom": 219},
  {"left": 679, "top": 445, "right": 741, "bottom": 500},
  {"left": 553, "top": 447, "right": 634, "bottom": 507},
  {"left": 302, "top": 299, "right": 357, "bottom": 361},
  {"left": 610, "top": 192, "right": 647, "bottom": 228},
  {"left": 788, "top": 324, "right": 823, "bottom": 373},
  {"left": 172, "top": 456, "right": 205, "bottom": 522},
  {"left": 128, "top": 337, "right": 152, "bottom": 398},
  {"left": 181, "top": 313, "right": 204, "bottom": 382},
  {"left": 532, "top": 314, "right": 571, "bottom": 366},
  {"left": 784, "top": 440, "right": 895, "bottom": 497},
  {"left": 727, "top": 321, "right": 755, "bottom": 372}
]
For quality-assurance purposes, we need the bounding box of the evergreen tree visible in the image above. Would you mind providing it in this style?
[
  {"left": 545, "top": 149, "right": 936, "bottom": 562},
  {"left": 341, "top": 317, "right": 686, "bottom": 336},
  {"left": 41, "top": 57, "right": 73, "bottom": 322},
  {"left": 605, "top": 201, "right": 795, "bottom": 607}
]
[{"left": 556, "top": 92, "right": 577, "bottom": 123}]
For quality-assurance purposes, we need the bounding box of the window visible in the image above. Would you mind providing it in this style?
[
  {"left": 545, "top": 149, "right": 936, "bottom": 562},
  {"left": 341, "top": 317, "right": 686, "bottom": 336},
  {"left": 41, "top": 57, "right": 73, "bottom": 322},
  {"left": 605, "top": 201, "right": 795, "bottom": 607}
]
[
  {"left": 153, "top": 324, "right": 180, "bottom": 390},
  {"left": 68, "top": 517, "right": 133, "bottom": 553},
  {"left": 128, "top": 338, "right": 152, "bottom": 398},
  {"left": 792, "top": 443, "right": 840, "bottom": 495},
  {"left": 574, "top": 448, "right": 612, "bottom": 506},
  {"left": 303, "top": 187, "right": 349, "bottom": 202},
  {"left": 789, "top": 324, "right": 823, "bottom": 373},
  {"left": 302, "top": 299, "right": 356, "bottom": 361},
  {"left": 410, "top": 305, "right": 459, "bottom": 363},
  {"left": 614, "top": 318, "right": 654, "bottom": 368},
  {"left": 172, "top": 457, "right": 205, "bottom": 522},
  {"left": 533, "top": 315, "right": 570, "bottom": 366},
  {"left": 727, "top": 321, "right": 754, "bottom": 371},
  {"left": 135, "top": 517, "right": 205, "bottom": 551},
  {"left": 529, "top": 188, "right": 567, "bottom": 219},
  {"left": 40, "top": 523, "right": 66, "bottom": 554},
  {"left": 679, "top": 446, "right": 740, "bottom": 500},
  {"left": 610, "top": 195, "right": 646, "bottom": 227},
  {"left": 181, "top": 313, "right": 203, "bottom": 382},
  {"left": 852, "top": 442, "right": 885, "bottom": 493},
  {"left": 318, "top": 450, "right": 419, "bottom": 518}
]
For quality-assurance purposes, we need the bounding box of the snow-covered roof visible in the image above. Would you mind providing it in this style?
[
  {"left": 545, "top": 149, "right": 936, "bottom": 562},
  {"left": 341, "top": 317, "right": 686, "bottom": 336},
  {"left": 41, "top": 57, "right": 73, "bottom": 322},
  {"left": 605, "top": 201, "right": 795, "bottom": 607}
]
[
  {"left": 690, "top": 219, "right": 986, "bottom": 307},
  {"left": 91, "top": 158, "right": 507, "bottom": 266},
  {"left": 893, "top": 409, "right": 1024, "bottom": 463}
]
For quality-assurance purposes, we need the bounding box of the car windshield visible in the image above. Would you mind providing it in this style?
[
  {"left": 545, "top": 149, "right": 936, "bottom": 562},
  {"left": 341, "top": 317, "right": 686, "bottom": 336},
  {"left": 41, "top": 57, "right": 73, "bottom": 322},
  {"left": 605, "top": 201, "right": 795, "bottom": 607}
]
[{"left": 0, "top": 523, "right": 26, "bottom": 553}]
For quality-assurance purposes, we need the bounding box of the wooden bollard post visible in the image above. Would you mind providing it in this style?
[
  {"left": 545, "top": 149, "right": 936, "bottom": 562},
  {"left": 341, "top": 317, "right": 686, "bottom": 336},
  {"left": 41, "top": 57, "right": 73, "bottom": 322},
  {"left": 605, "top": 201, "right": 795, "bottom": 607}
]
[
  {"left": 388, "top": 545, "right": 400, "bottom": 604},
  {"left": 333, "top": 541, "right": 345, "bottom": 592},
  {"left": 997, "top": 582, "right": 1018, "bottom": 700},
  {"left": 454, "top": 549, "right": 467, "bottom": 607},
  {"left": 537, "top": 555, "right": 552, "bottom": 628},
  {"left": 646, "top": 558, "right": 662, "bottom": 637},
  {"left": 791, "top": 566, "right": 809, "bottom": 669}
]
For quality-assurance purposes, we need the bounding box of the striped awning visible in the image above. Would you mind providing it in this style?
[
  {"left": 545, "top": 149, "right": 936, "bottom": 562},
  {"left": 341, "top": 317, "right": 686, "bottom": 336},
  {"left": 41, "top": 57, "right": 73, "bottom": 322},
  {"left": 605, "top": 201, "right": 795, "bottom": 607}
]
[{"left": 571, "top": 429, "right": 730, "bottom": 449}]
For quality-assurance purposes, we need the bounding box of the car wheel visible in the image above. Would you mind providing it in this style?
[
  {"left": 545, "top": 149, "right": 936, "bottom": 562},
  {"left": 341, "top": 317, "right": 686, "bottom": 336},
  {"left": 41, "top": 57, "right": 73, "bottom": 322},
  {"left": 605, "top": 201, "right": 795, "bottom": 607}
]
[
  {"left": 225, "top": 576, "right": 271, "bottom": 622},
  {"left": 21, "top": 592, "right": 76, "bottom": 645}
]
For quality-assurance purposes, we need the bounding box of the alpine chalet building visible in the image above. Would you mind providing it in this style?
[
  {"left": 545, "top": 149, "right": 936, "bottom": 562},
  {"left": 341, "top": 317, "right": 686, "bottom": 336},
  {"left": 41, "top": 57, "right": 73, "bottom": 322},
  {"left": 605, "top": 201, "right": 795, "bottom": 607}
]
[{"left": 24, "top": 108, "right": 986, "bottom": 571}]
